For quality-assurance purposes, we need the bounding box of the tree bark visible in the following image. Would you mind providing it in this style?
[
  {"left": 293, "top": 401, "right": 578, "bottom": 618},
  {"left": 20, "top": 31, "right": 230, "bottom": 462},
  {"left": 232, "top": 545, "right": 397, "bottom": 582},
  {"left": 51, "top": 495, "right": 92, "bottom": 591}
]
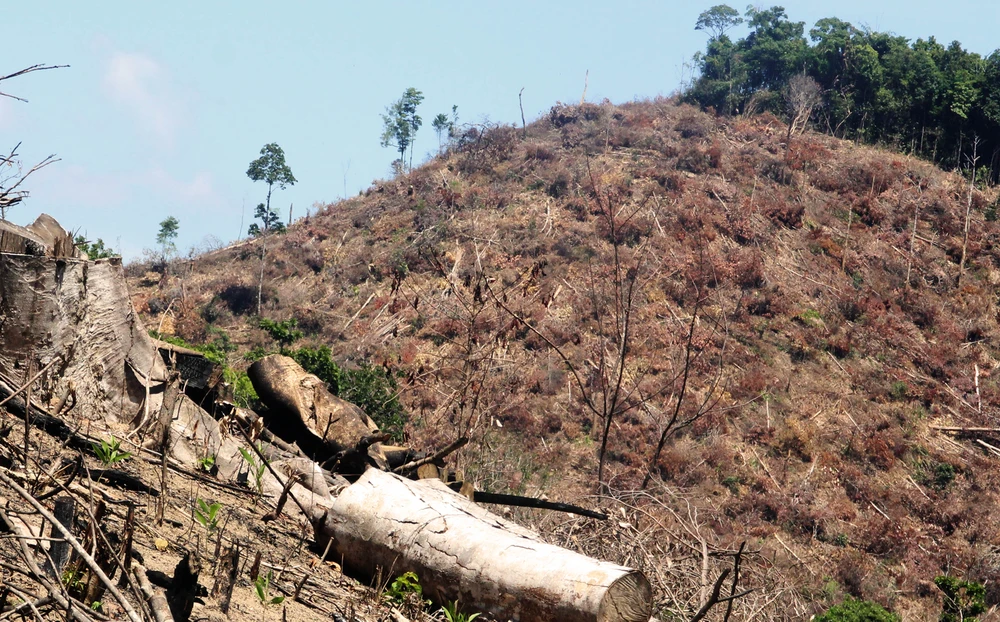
[
  {"left": 316, "top": 469, "right": 652, "bottom": 622},
  {"left": 248, "top": 354, "right": 387, "bottom": 467}
]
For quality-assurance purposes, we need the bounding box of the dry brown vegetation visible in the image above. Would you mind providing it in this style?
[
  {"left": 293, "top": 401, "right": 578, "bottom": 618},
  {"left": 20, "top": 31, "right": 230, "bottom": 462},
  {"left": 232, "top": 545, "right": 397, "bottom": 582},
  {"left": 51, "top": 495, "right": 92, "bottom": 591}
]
[{"left": 128, "top": 97, "right": 1000, "bottom": 620}]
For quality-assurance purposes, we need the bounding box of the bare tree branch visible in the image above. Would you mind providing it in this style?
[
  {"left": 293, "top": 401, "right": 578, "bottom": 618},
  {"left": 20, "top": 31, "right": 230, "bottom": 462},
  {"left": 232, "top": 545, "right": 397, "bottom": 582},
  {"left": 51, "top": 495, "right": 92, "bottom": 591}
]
[{"left": 0, "top": 64, "right": 69, "bottom": 102}]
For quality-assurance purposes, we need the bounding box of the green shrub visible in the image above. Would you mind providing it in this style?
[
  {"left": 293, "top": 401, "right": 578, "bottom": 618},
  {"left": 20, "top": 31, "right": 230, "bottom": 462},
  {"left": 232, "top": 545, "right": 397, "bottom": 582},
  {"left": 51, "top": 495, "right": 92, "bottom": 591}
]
[
  {"left": 936, "top": 575, "right": 985, "bottom": 622},
  {"left": 92, "top": 435, "right": 132, "bottom": 466},
  {"left": 814, "top": 597, "right": 900, "bottom": 622},
  {"left": 224, "top": 367, "right": 259, "bottom": 409},
  {"left": 339, "top": 362, "right": 407, "bottom": 442},
  {"left": 291, "top": 345, "right": 341, "bottom": 392},
  {"left": 74, "top": 235, "right": 116, "bottom": 260},
  {"left": 258, "top": 317, "right": 302, "bottom": 350},
  {"left": 148, "top": 329, "right": 234, "bottom": 366},
  {"left": 932, "top": 463, "right": 956, "bottom": 490}
]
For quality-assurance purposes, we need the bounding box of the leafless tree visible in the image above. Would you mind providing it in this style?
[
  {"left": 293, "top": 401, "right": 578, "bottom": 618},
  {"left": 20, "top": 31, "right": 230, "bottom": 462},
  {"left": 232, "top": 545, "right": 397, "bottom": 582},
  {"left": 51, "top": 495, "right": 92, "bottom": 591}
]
[
  {"left": 488, "top": 161, "right": 649, "bottom": 493},
  {"left": 957, "top": 134, "right": 980, "bottom": 288},
  {"left": 784, "top": 74, "right": 822, "bottom": 144},
  {"left": 0, "top": 142, "right": 58, "bottom": 219},
  {"left": 0, "top": 64, "right": 68, "bottom": 219}
]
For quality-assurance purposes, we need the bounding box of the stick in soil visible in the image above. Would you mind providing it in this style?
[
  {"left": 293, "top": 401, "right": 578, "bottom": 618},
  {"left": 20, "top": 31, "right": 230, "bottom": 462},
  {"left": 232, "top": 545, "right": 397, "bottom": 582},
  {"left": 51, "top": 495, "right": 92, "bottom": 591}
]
[
  {"left": 212, "top": 542, "right": 241, "bottom": 615},
  {"left": 44, "top": 496, "right": 75, "bottom": 579},
  {"left": 0, "top": 469, "right": 144, "bottom": 622}
]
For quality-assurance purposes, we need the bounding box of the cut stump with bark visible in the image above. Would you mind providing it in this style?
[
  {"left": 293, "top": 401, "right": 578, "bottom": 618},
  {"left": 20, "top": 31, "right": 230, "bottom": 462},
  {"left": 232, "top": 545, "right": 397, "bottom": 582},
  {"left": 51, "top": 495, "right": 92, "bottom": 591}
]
[{"left": 316, "top": 469, "right": 652, "bottom": 622}]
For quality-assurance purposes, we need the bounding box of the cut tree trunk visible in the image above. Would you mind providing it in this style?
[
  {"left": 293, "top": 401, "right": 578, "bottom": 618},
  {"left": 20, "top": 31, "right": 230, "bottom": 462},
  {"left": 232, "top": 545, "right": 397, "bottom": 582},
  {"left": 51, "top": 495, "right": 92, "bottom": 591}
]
[
  {"left": 248, "top": 354, "right": 387, "bottom": 467},
  {"left": 0, "top": 215, "right": 168, "bottom": 426},
  {"left": 316, "top": 469, "right": 652, "bottom": 622}
]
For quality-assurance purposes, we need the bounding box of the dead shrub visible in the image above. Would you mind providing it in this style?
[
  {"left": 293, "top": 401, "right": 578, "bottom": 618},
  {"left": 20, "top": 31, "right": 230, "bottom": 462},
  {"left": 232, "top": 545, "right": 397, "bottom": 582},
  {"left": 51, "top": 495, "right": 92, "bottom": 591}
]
[
  {"left": 218, "top": 283, "right": 258, "bottom": 315},
  {"left": 761, "top": 196, "right": 804, "bottom": 228},
  {"left": 457, "top": 123, "right": 520, "bottom": 173},
  {"left": 523, "top": 142, "right": 555, "bottom": 161},
  {"left": 732, "top": 247, "right": 766, "bottom": 288},
  {"left": 677, "top": 145, "right": 710, "bottom": 174},
  {"left": 674, "top": 110, "right": 714, "bottom": 138}
]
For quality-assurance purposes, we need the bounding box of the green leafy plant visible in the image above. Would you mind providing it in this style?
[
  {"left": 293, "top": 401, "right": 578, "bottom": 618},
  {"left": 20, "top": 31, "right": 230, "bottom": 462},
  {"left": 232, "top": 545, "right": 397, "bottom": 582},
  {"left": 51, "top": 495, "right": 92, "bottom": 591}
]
[
  {"left": 62, "top": 568, "right": 86, "bottom": 592},
  {"left": 289, "top": 346, "right": 409, "bottom": 442},
  {"left": 224, "top": 367, "right": 259, "bottom": 409},
  {"left": 384, "top": 571, "right": 428, "bottom": 606},
  {"left": 92, "top": 435, "right": 132, "bottom": 466},
  {"left": 74, "top": 235, "right": 116, "bottom": 260},
  {"left": 814, "top": 597, "right": 899, "bottom": 621},
  {"left": 381, "top": 87, "right": 425, "bottom": 172},
  {"left": 291, "top": 345, "right": 341, "bottom": 391},
  {"left": 253, "top": 571, "right": 284, "bottom": 606},
  {"left": 440, "top": 600, "right": 481, "bottom": 622},
  {"left": 338, "top": 362, "right": 408, "bottom": 442},
  {"left": 935, "top": 575, "right": 985, "bottom": 622},
  {"left": 239, "top": 446, "right": 267, "bottom": 495},
  {"left": 196, "top": 453, "right": 217, "bottom": 473},
  {"left": 194, "top": 498, "right": 222, "bottom": 533},
  {"left": 259, "top": 317, "right": 303, "bottom": 351},
  {"left": 156, "top": 216, "right": 179, "bottom": 260},
  {"left": 246, "top": 143, "right": 296, "bottom": 238}
]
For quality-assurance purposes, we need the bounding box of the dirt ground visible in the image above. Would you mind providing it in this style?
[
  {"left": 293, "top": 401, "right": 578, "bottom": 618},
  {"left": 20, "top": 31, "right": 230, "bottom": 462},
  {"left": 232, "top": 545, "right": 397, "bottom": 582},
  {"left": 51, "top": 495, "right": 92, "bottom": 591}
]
[{"left": 0, "top": 416, "right": 442, "bottom": 622}]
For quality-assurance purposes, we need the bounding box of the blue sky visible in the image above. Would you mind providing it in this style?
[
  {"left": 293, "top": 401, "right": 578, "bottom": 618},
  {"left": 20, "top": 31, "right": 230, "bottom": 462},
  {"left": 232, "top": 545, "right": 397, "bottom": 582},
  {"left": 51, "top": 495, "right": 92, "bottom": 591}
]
[{"left": 5, "top": 1, "right": 998, "bottom": 259}]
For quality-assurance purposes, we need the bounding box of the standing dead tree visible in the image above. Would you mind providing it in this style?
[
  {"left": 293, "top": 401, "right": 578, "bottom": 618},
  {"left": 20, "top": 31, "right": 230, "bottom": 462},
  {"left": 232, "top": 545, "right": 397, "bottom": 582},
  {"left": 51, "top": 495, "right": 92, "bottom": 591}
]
[
  {"left": 0, "top": 142, "right": 59, "bottom": 218},
  {"left": 488, "top": 161, "right": 651, "bottom": 493},
  {"left": 957, "top": 134, "right": 980, "bottom": 289},
  {"left": 784, "top": 74, "right": 822, "bottom": 145}
]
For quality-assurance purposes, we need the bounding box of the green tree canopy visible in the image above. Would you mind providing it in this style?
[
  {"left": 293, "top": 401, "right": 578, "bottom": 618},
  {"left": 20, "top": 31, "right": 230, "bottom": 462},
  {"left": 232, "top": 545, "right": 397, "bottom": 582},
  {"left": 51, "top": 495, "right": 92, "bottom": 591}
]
[
  {"left": 246, "top": 143, "right": 295, "bottom": 237},
  {"left": 695, "top": 4, "right": 743, "bottom": 40},
  {"left": 381, "top": 88, "right": 424, "bottom": 172},
  {"left": 686, "top": 6, "right": 1000, "bottom": 179},
  {"left": 156, "top": 216, "right": 179, "bottom": 258}
]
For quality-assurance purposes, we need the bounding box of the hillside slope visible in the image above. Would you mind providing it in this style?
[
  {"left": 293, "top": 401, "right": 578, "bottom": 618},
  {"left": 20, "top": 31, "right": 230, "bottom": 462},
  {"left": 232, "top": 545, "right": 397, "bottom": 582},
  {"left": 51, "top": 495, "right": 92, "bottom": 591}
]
[{"left": 130, "top": 98, "right": 1000, "bottom": 620}]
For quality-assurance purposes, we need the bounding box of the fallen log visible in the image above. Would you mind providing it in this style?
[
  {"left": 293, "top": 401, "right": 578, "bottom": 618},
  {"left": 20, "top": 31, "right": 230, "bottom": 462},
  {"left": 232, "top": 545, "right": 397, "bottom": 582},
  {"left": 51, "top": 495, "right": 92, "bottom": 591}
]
[
  {"left": 316, "top": 469, "right": 652, "bottom": 622},
  {"left": 248, "top": 355, "right": 387, "bottom": 468}
]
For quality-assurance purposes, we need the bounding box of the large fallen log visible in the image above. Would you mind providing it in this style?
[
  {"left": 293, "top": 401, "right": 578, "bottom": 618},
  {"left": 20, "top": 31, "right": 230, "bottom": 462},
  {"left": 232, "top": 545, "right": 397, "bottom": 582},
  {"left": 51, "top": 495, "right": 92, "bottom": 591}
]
[
  {"left": 316, "top": 469, "right": 652, "bottom": 622},
  {"left": 248, "top": 354, "right": 387, "bottom": 469}
]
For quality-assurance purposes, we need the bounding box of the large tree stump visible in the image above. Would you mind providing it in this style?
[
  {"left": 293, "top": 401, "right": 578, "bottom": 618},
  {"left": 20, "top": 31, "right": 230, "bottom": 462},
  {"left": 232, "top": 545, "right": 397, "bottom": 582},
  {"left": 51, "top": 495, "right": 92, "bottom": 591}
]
[
  {"left": 0, "top": 215, "right": 168, "bottom": 425},
  {"left": 316, "top": 469, "right": 652, "bottom": 622}
]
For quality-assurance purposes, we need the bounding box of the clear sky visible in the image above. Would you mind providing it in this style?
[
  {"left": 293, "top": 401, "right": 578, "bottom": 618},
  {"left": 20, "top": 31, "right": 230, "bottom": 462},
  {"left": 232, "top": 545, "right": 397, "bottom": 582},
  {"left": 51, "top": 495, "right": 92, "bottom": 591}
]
[{"left": 4, "top": 1, "right": 998, "bottom": 259}]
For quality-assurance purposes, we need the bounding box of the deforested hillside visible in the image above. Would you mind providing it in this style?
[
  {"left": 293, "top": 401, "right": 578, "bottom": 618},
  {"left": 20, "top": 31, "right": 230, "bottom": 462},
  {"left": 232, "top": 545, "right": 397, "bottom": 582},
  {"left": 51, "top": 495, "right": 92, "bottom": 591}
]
[{"left": 129, "top": 97, "right": 1000, "bottom": 620}]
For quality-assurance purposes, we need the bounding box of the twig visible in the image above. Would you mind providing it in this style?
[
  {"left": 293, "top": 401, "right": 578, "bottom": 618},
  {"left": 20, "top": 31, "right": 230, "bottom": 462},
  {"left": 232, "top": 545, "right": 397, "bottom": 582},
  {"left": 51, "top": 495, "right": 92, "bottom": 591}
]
[
  {"left": 869, "top": 501, "right": 890, "bottom": 521},
  {"left": 234, "top": 421, "right": 313, "bottom": 520},
  {"left": 0, "top": 64, "right": 69, "bottom": 102},
  {"left": 773, "top": 533, "right": 814, "bottom": 576},
  {"left": 0, "top": 356, "right": 61, "bottom": 410},
  {"left": 134, "top": 565, "right": 174, "bottom": 622},
  {"left": 0, "top": 469, "right": 143, "bottom": 622},
  {"left": 294, "top": 538, "right": 333, "bottom": 601},
  {"left": 689, "top": 569, "right": 729, "bottom": 622},
  {"left": 342, "top": 293, "right": 375, "bottom": 331},
  {"left": 392, "top": 437, "right": 468, "bottom": 473},
  {"left": 0, "top": 508, "right": 97, "bottom": 622}
]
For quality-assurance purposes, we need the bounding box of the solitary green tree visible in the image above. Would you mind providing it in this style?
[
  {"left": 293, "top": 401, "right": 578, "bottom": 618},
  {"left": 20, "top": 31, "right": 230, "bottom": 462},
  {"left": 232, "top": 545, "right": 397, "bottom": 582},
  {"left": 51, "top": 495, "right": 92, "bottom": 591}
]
[
  {"left": 380, "top": 88, "right": 424, "bottom": 172},
  {"left": 156, "top": 216, "right": 179, "bottom": 260},
  {"left": 431, "top": 105, "right": 458, "bottom": 152},
  {"left": 246, "top": 143, "right": 296, "bottom": 237}
]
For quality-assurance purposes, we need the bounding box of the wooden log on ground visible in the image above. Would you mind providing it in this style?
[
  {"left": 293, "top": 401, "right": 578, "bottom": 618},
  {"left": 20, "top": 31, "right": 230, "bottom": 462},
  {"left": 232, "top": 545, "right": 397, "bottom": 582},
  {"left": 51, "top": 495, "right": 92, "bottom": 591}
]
[
  {"left": 316, "top": 469, "right": 652, "bottom": 622},
  {"left": 248, "top": 354, "right": 387, "bottom": 467}
]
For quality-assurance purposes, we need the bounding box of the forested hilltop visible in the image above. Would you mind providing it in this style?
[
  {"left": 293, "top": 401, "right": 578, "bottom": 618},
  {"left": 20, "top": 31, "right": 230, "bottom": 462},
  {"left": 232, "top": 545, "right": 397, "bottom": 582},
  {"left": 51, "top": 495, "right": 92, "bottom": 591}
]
[{"left": 688, "top": 5, "right": 1000, "bottom": 180}]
